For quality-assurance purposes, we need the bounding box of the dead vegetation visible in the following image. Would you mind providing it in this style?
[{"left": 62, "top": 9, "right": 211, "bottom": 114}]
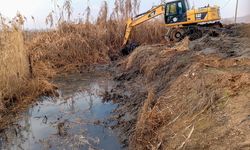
[
  {"left": 110, "top": 24, "right": 250, "bottom": 149},
  {"left": 0, "top": 0, "right": 165, "bottom": 126},
  {"left": 28, "top": 0, "right": 165, "bottom": 73},
  {"left": 1, "top": 0, "right": 249, "bottom": 149},
  {"left": 0, "top": 14, "right": 56, "bottom": 118},
  {"left": 0, "top": 15, "right": 29, "bottom": 110},
  {"left": 131, "top": 60, "right": 250, "bottom": 149}
]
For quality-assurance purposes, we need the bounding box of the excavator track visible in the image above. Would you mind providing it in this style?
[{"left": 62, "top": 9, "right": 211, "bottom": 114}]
[
  {"left": 167, "top": 22, "right": 223, "bottom": 42},
  {"left": 188, "top": 22, "right": 223, "bottom": 40}
]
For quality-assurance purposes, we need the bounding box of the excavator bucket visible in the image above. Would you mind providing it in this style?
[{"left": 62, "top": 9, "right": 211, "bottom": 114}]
[
  {"left": 121, "top": 4, "right": 165, "bottom": 55},
  {"left": 121, "top": 19, "right": 139, "bottom": 55},
  {"left": 121, "top": 42, "right": 139, "bottom": 55}
]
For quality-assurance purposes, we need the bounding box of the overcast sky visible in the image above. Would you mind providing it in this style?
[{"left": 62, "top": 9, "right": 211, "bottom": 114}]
[{"left": 0, "top": 0, "right": 249, "bottom": 29}]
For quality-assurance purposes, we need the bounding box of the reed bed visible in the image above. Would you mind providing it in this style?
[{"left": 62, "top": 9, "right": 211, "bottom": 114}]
[
  {"left": 28, "top": 0, "right": 165, "bottom": 73},
  {"left": 0, "top": 15, "right": 55, "bottom": 112},
  {"left": 0, "top": 0, "right": 165, "bottom": 112},
  {"left": 0, "top": 16, "right": 29, "bottom": 110}
]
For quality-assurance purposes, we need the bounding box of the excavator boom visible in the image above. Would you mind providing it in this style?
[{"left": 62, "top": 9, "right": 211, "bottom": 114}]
[{"left": 122, "top": 4, "right": 165, "bottom": 46}]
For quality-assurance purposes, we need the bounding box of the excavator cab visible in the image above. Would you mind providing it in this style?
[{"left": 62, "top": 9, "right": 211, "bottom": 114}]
[
  {"left": 165, "top": 0, "right": 189, "bottom": 24},
  {"left": 164, "top": 0, "right": 221, "bottom": 27}
]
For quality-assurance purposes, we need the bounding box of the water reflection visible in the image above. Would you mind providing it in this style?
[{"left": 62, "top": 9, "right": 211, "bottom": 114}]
[{"left": 0, "top": 72, "right": 121, "bottom": 150}]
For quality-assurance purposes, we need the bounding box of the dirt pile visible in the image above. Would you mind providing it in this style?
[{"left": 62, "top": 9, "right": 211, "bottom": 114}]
[{"left": 110, "top": 24, "right": 250, "bottom": 149}]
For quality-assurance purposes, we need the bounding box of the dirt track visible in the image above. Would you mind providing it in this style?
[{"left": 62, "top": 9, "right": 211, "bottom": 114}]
[{"left": 108, "top": 24, "right": 250, "bottom": 149}]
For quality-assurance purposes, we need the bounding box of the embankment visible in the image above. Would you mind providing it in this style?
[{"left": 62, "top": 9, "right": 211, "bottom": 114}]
[{"left": 110, "top": 24, "right": 250, "bottom": 149}]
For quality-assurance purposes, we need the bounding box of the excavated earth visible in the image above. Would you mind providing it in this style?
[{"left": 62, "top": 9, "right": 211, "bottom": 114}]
[{"left": 107, "top": 24, "right": 250, "bottom": 149}]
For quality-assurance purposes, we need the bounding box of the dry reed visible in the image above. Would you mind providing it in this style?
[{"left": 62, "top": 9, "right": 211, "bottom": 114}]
[
  {"left": 0, "top": 14, "right": 56, "bottom": 112},
  {"left": 0, "top": 15, "right": 29, "bottom": 109},
  {"left": 0, "top": 0, "right": 166, "bottom": 112},
  {"left": 28, "top": 0, "right": 166, "bottom": 73}
]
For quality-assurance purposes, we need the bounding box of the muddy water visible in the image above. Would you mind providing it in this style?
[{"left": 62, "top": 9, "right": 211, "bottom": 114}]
[{"left": 0, "top": 72, "right": 122, "bottom": 150}]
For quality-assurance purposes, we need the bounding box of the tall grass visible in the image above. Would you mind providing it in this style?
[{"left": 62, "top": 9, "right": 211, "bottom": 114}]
[
  {"left": 28, "top": 0, "right": 165, "bottom": 73},
  {"left": 0, "top": 0, "right": 165, "bottom": 111},
  {"left": 0, "top": 14, "right": 56, "bottom": 112},
  {"left": 0, "top": 15, "right": 30, "bottom": 109}
]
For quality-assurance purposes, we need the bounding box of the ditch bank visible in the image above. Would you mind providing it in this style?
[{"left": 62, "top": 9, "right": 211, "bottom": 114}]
[{"left": 108, "top": 24, "right": 250, "bottom": 149}]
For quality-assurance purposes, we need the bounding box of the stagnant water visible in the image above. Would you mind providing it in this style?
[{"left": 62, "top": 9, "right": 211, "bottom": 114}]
[{"left": 0, "top": 72, "right": 122, "bottom": 150}]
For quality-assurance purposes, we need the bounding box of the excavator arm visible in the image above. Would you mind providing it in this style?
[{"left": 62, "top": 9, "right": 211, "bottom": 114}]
[{"left": 122, "top": 4, "right": 165, "bottom": 46}]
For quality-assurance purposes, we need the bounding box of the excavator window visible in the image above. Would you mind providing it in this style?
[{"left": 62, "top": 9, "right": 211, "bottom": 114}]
[
  {"left": 166, "top": 3, "right": 177, "bottom": 16},
  {"left": 165, "top": 0, "right": 187, "bottom": 24},
  {"left": 177, "top": 2, "right": 183, "bottom": 14}
]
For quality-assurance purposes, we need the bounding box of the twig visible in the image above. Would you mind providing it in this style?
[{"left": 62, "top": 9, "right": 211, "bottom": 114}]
[
  {"left": 167, "top": 112, "right": 184, "bottom": 126},
  {"left": 177, "top": 125, "right": 195, "bottom": 150},
  {"left": 191, "top": 93, "right": 215, "bottom": 122}
]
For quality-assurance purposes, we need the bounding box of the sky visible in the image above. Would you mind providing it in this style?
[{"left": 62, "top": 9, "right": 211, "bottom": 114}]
[{"left": 0, "top": 0, "right": 249, "bottom": 29}]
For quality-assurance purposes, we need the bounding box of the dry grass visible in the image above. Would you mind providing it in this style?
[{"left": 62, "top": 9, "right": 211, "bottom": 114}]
[
  {"left": 124, "top": 25, "right": 250, "bottom": 149},
  {"left": 0, "top": 16, "right": 30, "bottom": 110},
  {"left": 0, "top": 0, "right": 165, "bottom": 111},
  {"left": 131, "top": 18, "right": 165, "bottom": 45},
  {"left": 0, "top": 0, "right": 166, "bottom": 118},
  {"left": 131, "top": 63, "right": 250, "bottom": 149},
  {"left": 28, "top": 0, "right": 166, "bottom": 73},
  {"left": 28, "top": 21, "right": 122, "bottom": 73},
  {"left": 0, "top": 15, "right": 56, "bottom": 113},
  {"left": 124, "top": 38, "right": 189, "bottom": 82}
]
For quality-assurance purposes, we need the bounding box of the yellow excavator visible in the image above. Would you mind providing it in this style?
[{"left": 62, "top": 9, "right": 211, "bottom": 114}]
[{"left": 122, "top": 0, "right": 222, "bottom": 53}]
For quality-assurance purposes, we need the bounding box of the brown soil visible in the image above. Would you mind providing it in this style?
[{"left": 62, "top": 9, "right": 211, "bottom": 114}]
[{"left": 109, "top": 24, "right": 250, "bottom": 149}]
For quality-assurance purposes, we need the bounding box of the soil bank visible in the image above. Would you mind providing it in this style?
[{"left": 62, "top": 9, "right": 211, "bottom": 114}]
[{"left": 109, "top": 24, "right": 250, "bottom": 149}]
